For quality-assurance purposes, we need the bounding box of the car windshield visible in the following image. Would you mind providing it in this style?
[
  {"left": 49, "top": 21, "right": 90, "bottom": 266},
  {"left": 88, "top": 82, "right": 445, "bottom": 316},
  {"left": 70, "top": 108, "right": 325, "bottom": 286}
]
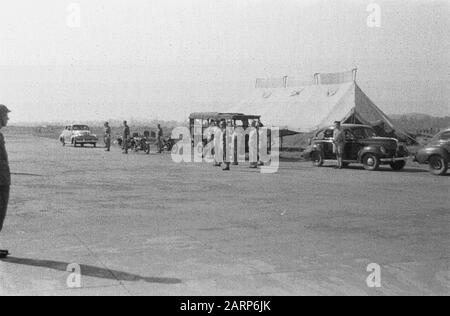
[
  {"left": 73, "top": 125, "right": 90, "bottom": 131},
  {"left": 348, "top": 127, "right": 377, "bottom": 139},
  {"left": 316, "top": 129, "right": 334, "bottom": 139}
]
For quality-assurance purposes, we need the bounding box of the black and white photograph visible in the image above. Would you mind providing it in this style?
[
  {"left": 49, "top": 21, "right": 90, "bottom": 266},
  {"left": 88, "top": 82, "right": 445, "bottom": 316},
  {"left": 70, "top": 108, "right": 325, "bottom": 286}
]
[{"left": 0, "top": 0, "right": 449, "bottom": 298}]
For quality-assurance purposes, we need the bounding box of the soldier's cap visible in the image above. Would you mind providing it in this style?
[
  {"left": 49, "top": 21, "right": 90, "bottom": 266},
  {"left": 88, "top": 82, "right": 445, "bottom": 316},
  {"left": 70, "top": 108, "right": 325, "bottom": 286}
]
[{"left": 0, "top": 105, "right": 11, "bottom": 114}]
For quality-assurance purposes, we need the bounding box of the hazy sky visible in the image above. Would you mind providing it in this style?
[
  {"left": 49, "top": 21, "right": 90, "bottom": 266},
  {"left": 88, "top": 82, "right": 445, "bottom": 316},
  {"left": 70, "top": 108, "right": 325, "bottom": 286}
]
[{"left": 0, "top": 0, "right": 448, "bottom": 123}]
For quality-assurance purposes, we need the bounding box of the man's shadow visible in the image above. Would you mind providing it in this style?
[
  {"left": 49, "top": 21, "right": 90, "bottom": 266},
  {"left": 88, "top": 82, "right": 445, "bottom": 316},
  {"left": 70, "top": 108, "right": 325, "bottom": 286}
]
[{"left": 1, "top": 257, "right": 182, "bottom": 285}]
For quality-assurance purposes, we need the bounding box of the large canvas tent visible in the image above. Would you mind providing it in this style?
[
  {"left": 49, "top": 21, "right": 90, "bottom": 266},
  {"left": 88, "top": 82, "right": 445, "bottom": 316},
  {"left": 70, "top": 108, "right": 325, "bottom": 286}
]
[{"left": 232, "top": 71, "right": 412, "bottom": 141}]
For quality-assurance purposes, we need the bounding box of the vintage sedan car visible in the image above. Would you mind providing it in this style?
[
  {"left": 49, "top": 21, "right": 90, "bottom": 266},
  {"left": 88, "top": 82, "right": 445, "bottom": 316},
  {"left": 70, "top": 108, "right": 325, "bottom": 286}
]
[
  {"left": 414, "top": 128, "right": 450, "bottom": 175},
  {"left": 59, "top": 124, "right": 98, "bottom": 147},
  {"left": 305, "top": 124, "right": 409, "bottom": 171}
]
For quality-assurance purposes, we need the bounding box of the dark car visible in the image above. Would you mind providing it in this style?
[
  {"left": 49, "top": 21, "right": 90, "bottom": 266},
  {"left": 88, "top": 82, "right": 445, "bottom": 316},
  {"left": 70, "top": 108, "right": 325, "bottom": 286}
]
[
  {"left": 414, "top": 128, "right": 450, "bottom": 175},
  {"left": 305, "top": 124, "right": 409, "bottom": 171}
]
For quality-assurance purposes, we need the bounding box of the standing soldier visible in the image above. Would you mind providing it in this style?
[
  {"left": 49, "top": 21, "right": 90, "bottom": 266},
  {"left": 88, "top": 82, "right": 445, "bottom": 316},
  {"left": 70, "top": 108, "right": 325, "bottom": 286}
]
[
  {"left": 104, "top": 122, "right": 111, "bottom": 152},
  {"left": 212, "top": 121, "right": 222, "bottom": 167},
  {"left": 122, "top": 120, "right": 130, "bottom": 154},
  {"left": 257, "top": 121, "right": 265, "bottom": 166},
  {"left": 248, "top": 121, "right": 258, "bottom": 169},
  {"left": 157, "top": 124, "right": 163, "bottom": 154},
  {"left": 333, "top": 121, "right": 345, "bottom": 169},
  {"left": 205, "top": 120, "right": 216, "bottom": 161},
  {"left": 0, "top": 105, "right": 11, "bottom": 258},
  {"left": 221, "top": 121, "right": 232, "bottom": 171},
  {"left": 231, "top": 122, "right": 239, "bottom": 166}
]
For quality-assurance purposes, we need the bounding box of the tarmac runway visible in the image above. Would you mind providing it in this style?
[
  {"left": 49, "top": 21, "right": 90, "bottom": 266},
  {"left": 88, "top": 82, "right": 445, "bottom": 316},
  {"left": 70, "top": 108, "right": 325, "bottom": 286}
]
[{"left": 0, "top": 132, "right": 448, "bottom": 295}]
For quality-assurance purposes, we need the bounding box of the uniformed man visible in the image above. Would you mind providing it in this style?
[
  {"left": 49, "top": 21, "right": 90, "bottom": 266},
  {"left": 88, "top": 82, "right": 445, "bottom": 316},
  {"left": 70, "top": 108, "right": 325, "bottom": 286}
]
[
  {"left": 156, "top": 124, "right": 163, "bottom": 154},
  {"left": 220, "top": 121, "right": 231, "bottom": 171},
  {"left": 212, "top": 121, "right": 222, "bottom": 167},
  {"left": 257, "top": 121, "right": 265, "bottom": 166},
  {"left": 104, "top": 122, "right": 111, "bottom": 152},
  {"left": 0, "top": 105, "right": 11, "bottom": 258},
  {"left": 205, "top": 120, "right": 216, "bottom": 161},
  {"left": 231, "top": 122, "right": 239, "bottom": 166},
  {"left": 122, "top": 120, "right": 130, "bottom": 154},
  {"left": 248, "top": 121, "right": 258, "bottom": 169},
  {"left": 333, "top": 121, "right": 345, "bottom": 169}
]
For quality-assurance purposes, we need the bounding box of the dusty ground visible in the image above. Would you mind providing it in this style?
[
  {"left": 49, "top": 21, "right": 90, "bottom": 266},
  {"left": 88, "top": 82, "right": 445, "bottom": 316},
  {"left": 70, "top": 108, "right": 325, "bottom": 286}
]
[{"left": 0, "top": 131, "right": 448, "bottom": 296}]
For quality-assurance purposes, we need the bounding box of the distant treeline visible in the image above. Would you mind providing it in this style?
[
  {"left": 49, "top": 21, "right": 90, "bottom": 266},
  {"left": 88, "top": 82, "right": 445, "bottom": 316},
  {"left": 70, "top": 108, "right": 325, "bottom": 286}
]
[
  {"left": 390, "top": 115, "right": 450, "bottom": 135},
  {"left": 30, "top": 124, "right": 176, "bottom": 141}
]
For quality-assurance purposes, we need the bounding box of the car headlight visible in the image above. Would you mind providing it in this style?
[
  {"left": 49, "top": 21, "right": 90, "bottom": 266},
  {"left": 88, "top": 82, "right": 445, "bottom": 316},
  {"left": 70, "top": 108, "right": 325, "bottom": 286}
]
[{"left": 380, "top": 146, "right": 387, "bottom": 154}]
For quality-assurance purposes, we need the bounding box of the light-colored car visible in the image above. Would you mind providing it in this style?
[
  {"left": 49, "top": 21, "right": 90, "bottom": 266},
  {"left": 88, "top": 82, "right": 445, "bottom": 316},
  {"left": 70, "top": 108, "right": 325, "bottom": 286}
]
[{"left": 59, "top": 124, "right": 98, "bottom": 147}]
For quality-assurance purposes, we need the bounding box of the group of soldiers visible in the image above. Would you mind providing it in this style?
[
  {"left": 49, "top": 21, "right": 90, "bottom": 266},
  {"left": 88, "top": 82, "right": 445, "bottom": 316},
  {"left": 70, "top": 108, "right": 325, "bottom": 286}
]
[
  {"left": 204, "top": 119, "right": 265, "bottom": 171},
  {"left": 103, "top": 120, "right": 164, "bottom": 154},
  {"left": 101, "top": 118, "right": 346, "bottom": 172}
]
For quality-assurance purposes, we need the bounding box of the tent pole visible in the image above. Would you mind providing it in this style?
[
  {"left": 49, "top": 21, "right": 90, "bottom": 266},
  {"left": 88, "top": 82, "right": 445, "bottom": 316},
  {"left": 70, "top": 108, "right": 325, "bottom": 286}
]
[
  {"left": 352, "top": 68, "right": 358, "bottom": 81},
  {"left": 313, "top": 73, "right": 320, "bottom": 85}
]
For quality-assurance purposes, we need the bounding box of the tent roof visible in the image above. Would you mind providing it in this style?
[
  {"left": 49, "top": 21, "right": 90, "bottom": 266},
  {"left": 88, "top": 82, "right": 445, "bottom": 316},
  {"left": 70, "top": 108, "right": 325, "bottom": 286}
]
[{"left": 232, "top": 81, "right": 398, "bottom": 134}]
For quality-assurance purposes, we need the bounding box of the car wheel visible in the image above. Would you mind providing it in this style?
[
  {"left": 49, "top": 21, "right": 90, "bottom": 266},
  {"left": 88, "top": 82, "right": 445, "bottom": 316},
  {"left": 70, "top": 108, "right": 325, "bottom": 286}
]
[
  {"left": 60, "top": 138, "right": 65, "bottom": 146},
  {"left": 311, "top": 151, "right": 324, "bottom": 167},
  {"left": 362, "top": 153, "right": 380, "bottom": 171},
  {"left": 73, "top": 141, "right": 77, "bottom": 147},
  {"left": 390, "top": 160, "right": 406, "bottom": 171},
  {"left": 428, "top": 155, "right": 448, "bottom": 175}
]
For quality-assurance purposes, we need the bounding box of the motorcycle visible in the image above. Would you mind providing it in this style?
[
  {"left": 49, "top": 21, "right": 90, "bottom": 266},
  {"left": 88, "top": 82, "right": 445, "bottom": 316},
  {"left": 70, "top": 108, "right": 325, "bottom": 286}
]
[
  {"left": 116, "top": 132, "right": 151, "bottom": 154},
  {"left": 132, "top": 132, "right": 151, "bottom": 154}
]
